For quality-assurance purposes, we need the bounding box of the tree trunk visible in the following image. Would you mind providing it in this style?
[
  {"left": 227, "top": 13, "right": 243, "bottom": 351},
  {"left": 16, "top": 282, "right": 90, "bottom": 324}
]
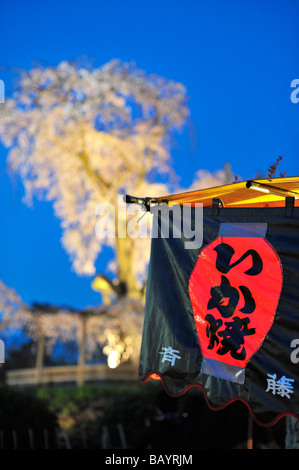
[
  {"left": 115, "top": 235, "right": 140, "bottom": 299},
  {"left": 35, "top": 329, "right": 45, "bottom": 385},
  {"left": 77, "top": 315, "right": 87, "bottom": 386},
  {"left": 114, "top": 200, "right": 137, "bottom": 296}
]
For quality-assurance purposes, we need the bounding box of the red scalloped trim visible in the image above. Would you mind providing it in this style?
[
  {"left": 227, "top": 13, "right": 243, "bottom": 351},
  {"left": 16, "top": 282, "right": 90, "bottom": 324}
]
[{"left": 140, "top": 371, "right": 299, "bottom": 428}]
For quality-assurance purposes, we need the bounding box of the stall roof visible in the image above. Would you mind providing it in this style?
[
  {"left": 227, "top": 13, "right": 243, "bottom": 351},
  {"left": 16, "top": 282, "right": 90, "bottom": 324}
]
[{"left": 156, "top": 176, "right": 299, "bottom": 208}]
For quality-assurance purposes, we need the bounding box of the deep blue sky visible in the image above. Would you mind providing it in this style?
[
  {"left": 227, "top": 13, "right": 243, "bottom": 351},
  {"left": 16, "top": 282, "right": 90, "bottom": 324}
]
[{"left": 0, "top": 0, "right": 298, "bottom": 309}]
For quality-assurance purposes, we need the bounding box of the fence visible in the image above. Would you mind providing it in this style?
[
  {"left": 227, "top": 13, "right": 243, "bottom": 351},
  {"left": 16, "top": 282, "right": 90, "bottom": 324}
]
[
  {"left": 0, "top": 420, "right": 153, "bottom": 449},
  {"left": 5, "top": 363, "right": 138, "bottom": 387}
]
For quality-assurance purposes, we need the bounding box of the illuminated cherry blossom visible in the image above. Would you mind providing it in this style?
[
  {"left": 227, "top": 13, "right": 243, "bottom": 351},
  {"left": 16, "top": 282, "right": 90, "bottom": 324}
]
[{"left": 0, "top": 59, "right": 188, "bottom": 298}]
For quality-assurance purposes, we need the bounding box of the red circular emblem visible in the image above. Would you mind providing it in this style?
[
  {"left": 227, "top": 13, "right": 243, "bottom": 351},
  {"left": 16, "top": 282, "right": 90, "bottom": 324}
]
[{"left": 189, "top": 237, "right": 283, "bottom": 370}]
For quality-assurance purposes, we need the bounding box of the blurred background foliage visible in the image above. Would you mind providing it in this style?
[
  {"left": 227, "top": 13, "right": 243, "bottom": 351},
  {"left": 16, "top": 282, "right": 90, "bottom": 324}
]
[{"left": 0, "top": 383, "right": 287, "bottom": 449}]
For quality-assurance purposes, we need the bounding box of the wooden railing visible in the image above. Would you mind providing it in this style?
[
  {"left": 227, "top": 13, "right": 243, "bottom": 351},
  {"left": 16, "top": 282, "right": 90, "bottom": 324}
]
[{"left": 5, "top": 363, "right": 139, "bottom": 386}]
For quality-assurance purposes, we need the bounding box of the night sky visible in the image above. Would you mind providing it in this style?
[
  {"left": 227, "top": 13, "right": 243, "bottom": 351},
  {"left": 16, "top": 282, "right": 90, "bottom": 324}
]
[{"left": 0, "top": 0, "right": 298, "bottom": 309}]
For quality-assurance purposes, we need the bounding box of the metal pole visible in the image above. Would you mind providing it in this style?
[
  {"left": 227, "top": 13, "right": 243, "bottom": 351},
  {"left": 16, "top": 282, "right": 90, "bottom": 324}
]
[{"left": 247, "top": 412, "right": 253, "bottom": 449}]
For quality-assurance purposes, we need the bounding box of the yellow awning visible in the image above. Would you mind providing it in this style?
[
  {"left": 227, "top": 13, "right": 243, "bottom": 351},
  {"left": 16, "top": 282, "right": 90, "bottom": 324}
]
[{"left": 155, "top": 176, "right": 299, "bottom": 208}]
